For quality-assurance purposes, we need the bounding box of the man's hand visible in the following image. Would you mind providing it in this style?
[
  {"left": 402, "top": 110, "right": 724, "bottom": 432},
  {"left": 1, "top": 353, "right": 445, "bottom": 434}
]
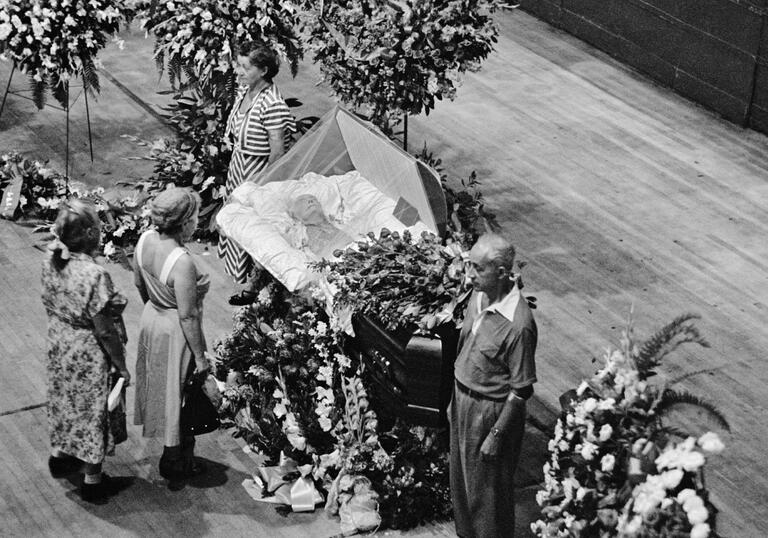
[
  {"left": 480, "top": 431, "right": 502, "bottom": 460},
  {"left": 119, "top": 369, "right": 131, "bottom": 387}
]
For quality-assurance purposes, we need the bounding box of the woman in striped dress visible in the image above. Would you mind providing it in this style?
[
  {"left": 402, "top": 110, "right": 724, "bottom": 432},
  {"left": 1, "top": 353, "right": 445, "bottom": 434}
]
[{"left": 219, "top": 41, "right": 295, "bottom": 305}]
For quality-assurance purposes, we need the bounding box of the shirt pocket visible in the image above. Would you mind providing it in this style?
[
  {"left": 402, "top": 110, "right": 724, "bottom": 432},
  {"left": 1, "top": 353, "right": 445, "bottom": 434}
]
[{"left": 469, "top": 342, "right": 505, "bottom": 376}]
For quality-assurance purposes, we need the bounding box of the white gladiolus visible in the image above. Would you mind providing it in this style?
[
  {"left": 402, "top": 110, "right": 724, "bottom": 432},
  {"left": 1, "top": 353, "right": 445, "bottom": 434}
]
[
  {"left": 576, "top": 380, "right": 589, "bottom": 395},
  {"left": 600, "top": 454, "right": 615, "bottom": 472}
]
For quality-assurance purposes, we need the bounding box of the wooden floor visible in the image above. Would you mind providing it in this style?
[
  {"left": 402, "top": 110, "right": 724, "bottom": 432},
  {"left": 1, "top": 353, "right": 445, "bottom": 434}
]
[{"left": 1, "top": 8, "right": 767, "bottom": 537}]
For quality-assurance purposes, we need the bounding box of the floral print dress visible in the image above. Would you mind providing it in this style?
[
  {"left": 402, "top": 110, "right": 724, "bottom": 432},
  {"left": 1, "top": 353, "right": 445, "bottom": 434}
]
[{"left": 41, "top": 252, "right": 126, "bottom": 464}]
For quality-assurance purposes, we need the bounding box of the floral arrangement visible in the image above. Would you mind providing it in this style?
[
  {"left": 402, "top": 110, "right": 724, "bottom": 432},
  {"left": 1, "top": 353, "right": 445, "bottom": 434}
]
[
  {"left": 312, "top": 228, "right": 469, "bottom": 332},
  {"left": 0, "top": 152, "right": 151, "bottom": 262},
  {"left": 302, "top": 0, "right": 503, "bottom": 131},
  {"left": 1, "top": 152, "right": 67, "bottom": 221},
  {"left": 0, "top": 0, "right": 129, "bottom": 108},
  {"left": 532, "top": 314, "right": 729, "bottom": 537},
  {"left": 213, "top": 265, "right": 455, "bottom": 530},
  {"left": 140, "top": 0, "right": 302, "bottom": 90},
  {"left": 326, "top": 375, "right": 452, "bottom": 530},
  {"left": 214, "top": 282, "right": 344, "bottom": 465}
]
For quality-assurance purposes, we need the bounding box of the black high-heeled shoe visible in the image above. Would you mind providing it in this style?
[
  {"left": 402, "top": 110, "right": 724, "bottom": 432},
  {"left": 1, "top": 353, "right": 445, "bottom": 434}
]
[{"left": 228, "top": 290, "right": 257, "bottom": 306}]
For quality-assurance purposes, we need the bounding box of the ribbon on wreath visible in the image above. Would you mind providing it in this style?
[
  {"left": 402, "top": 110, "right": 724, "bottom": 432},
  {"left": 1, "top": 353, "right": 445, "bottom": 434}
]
[
  {"left": 0, "top": 163, "right": 23, "bottom": 219},
  {"left": 242, "top": 454, "right": 323, "bottom": 512}
]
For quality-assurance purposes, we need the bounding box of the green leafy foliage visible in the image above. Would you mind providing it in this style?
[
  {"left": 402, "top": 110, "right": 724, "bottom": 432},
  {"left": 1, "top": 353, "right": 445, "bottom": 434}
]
[
  {"left": 416, "top": 143, "right": 499, "bottom": 248},
  {"left": 312, "top": 228, "right": 469, "bottom": 332},
  {"left": 302, "top": 0, "right": 503, "bottom": 132}
]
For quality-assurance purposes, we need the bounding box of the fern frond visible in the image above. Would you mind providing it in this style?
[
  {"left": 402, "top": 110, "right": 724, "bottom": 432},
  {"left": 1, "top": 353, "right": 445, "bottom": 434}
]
[
  {"left": 658, "top": 425, "right": 691, "bottom": 440},
  {"left": 668, "top": 367, "right": 721, "bottom": 386},
  {"left": 81, "top": 56, "right": 100, "bottom": 96},
  {"left": 154, "top": 47, "right": 165, "bottom": 75},
  {"left": 636, "top": 313, "right": 709, "bottom": 374},
  {"left": 51, "top": 77, "right": 69, "bottom": 110},
  {"left": 658, "top": 388, "right": 730, "bottom": 433},
  {"left": 30, "top": 75, "right": 47, "bottom": 110}
]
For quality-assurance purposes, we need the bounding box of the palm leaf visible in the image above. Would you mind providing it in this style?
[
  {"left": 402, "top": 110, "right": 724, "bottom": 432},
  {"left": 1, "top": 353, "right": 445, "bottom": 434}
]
[
  {"left": 658, "top": 388, "right": 730, "bottom": 433},
  {"left": 29, "top": 75, "right": 47, "bottom": 110},
  {"left": 636, "top": 313, "right": 709, "bottom": 374}
]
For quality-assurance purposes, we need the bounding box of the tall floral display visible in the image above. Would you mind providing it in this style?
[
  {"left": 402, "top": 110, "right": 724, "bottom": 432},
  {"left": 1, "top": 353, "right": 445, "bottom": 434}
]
[
  {"left": 532, "top": 314, "right": 729, "bottom": 537},
  {"left": 0, "top": 0, "right": 128, "bottom": 108},
  {"left": 302, "top": 0, "right": 503, "bottom": 133}
]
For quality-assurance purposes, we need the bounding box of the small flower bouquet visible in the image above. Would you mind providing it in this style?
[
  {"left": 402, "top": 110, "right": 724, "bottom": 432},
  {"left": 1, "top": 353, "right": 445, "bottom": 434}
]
[
  {"left": 532, "top": 314, "right": 729, "bottom": 537},
  {"left": 0, "top": 0, "right": 128, "bottom": 108}
]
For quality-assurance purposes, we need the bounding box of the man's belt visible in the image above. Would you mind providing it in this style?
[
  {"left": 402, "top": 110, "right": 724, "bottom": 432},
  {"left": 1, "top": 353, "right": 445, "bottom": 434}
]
[{"left": 455, "top": 380, "right": 508, "bottom": 403}]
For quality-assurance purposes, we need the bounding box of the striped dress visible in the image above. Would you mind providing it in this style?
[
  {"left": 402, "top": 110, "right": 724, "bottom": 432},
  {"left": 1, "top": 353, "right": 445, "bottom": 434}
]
[{"left": 218, "top": 83, "right": 295, "bottom": 283}]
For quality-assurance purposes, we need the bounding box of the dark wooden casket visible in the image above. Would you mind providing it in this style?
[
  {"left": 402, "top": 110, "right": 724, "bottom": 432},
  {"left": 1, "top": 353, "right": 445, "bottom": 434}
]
[{"left": 349, "top": 314, "right": 459, "bottom": 427}]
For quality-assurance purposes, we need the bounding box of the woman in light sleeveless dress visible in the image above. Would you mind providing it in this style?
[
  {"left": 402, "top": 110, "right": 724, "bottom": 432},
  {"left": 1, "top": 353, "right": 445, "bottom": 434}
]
[{"left": 132, "top": 188, "right": 212, "bottom": 481}]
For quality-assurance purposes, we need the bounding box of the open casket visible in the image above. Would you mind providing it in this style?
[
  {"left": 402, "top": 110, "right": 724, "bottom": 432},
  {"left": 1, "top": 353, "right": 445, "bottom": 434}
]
[{"left": 216, "top": 106, "right": 457, "bottom": 425}]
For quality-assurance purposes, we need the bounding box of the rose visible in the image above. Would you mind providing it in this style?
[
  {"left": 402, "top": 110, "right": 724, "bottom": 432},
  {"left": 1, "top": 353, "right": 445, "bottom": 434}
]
[
  {"left": 580, "top": 441, "right": 598, "bottom": 461},
  {"left": 598, "top": 424, "right": 613, "bottom": 442},
  {"left": 600, "top": 454, "right": 615, "bottom": 472}
]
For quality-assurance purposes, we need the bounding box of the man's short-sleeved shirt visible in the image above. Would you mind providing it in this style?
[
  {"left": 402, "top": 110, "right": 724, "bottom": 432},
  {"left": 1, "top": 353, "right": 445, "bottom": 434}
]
[{"left": 454, "top": 287, "right": 537, "bottom": 400}]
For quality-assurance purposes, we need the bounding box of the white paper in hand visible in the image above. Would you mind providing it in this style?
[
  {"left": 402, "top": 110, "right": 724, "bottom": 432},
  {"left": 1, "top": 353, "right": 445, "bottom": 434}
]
[{"left": 108, "top": 377, "right": 125, "bottom": 411}]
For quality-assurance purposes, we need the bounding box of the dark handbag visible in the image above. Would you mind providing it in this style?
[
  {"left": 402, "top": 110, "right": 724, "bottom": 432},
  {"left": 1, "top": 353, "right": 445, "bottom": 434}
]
[
  {"left": 181, "top": 370, "right": 220, "bottom": 437},
  {"left": 108, "top": 371, "right": 128, "bottom": 446}
]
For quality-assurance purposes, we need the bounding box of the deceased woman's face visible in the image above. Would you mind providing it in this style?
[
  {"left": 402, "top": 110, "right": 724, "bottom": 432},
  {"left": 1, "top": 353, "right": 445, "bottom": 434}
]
[{"left": 289, "top": 194, "right": 326, "bottom": 225}]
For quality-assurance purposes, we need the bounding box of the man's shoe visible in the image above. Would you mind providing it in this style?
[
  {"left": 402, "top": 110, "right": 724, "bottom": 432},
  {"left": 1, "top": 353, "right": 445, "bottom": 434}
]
[{"left": 48, "top": 454, "right": 82, "bottom": 478}]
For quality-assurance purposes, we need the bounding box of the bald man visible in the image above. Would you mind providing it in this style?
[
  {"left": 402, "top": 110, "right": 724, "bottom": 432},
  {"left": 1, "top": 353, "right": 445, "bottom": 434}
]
[{"left": 449, "top": 233, "right": 538, "bottom": 537}]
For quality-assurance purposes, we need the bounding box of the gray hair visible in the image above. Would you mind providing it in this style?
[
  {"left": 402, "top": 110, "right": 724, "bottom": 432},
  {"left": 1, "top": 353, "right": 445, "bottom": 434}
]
[{"left": 475, "top": 233, "right": 516, "bottom": 271}]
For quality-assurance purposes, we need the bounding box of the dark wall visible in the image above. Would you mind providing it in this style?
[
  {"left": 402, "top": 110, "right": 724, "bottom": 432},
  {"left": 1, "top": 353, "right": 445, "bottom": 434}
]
[{"left": 521, "top": 0, "right": 768, "bottom": 134}]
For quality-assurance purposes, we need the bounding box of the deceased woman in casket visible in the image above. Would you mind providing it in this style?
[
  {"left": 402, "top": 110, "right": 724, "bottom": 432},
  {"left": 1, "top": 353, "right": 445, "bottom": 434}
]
[
  {"left": 215, "top": 171, "right": 432, "bottom": 292},
  {"left": 282, "top": 194, "right": 354, "bottom": 259}
]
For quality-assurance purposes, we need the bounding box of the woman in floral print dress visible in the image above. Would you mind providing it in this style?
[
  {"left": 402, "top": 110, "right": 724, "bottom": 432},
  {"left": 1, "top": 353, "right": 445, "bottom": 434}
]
[{"left": 41, "top": 199, "right": 131, "bottom": 504}]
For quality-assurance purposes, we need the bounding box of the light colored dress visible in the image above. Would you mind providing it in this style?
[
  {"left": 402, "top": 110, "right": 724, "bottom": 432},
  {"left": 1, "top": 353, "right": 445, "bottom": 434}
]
[
  {"left": 133, "top": 231, "right": 210, "bottom": 446},
  {"left": 41, "top": 252, "right": 126, "bottom": 464}
]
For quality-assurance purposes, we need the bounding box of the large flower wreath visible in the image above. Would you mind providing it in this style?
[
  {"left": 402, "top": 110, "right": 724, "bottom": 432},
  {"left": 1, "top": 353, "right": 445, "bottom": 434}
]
[{"left": 0, "top": 0, "right": 129, "bottom": 109}]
